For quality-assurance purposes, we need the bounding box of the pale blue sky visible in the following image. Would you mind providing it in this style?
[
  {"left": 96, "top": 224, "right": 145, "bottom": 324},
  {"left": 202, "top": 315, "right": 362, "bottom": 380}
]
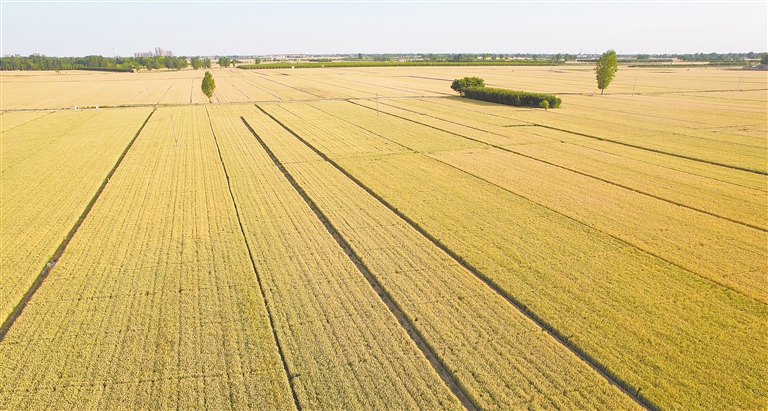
[{"left": 2, "top": 2, "right": 766, "bottom": 57}]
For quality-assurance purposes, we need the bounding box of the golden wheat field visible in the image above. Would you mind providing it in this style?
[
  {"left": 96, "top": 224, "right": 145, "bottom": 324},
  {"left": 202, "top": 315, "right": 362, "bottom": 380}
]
[{"left": 0, "top": 66, "right": 766, "bottom": 411}]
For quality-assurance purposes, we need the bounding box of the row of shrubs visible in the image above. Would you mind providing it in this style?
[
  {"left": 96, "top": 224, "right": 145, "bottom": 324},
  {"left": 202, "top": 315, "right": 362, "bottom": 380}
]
[
  {"left": 462, "top": 86, "right": 562, "bottom": 108},
  {"left": 76, "top": 67, "right": 134, "bottom": 73},
  {"left": 238, "top": 60, "right": 556, "bottom": 70}
]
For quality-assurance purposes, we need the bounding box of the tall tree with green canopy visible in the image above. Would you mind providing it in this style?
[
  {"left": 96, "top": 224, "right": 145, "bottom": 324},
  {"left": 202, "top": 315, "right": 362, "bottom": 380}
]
[
  {"left": 595, "top": 50, "right": 618, "bottom": 94},
  {"left": 191, "top": 57, "right": 202, "bottom": 69},
  {"left": 451, "top": 76, "right": 485, "bottom": 95},
  {"left": 201, "top": 71, "right": 215, "bottom": 103}
]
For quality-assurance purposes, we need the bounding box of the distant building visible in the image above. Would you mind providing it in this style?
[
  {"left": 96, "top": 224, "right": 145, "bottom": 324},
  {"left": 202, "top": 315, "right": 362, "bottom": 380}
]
[
  {"left": 134, "top": 51, "right": 154, "bottom": 58},
  {"left": 153, "top": 47, "right": 173, "bottom": 57}
]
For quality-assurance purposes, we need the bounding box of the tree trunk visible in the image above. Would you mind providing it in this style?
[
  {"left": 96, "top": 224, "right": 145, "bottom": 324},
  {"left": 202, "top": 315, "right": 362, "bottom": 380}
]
[{"left": 601, "top": 89, "right": 604, "bottom": 95}]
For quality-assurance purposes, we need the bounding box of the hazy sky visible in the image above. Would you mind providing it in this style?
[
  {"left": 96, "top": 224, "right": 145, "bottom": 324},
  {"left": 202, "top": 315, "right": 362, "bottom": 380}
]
[{"left": 2, "top": 1, "right": 766, "bottom": 57}]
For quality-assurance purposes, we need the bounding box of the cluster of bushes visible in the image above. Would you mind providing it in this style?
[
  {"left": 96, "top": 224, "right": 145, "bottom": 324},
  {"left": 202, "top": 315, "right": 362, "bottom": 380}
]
[
  {"left": 463, "top": 87, "right": 562, "bottom": 108},
  {"left": 451, "top": 77, "right": 561, "bottom": 109}
]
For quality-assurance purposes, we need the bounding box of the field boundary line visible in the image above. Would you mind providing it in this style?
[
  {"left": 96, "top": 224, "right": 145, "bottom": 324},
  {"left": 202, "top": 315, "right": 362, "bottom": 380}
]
[
  {"left": 0, "top": 108, "right": 156, "bottom": 343},
  {"left": 254, "top": 105, "right": 656, "bottom": 411},
  {"left": 352, "top": 99, "right": 767, "bottom": 232},
  {"left": 242, "top": 113, "right": 477, "bottom": 411},
  {"left": 205, "top": 108, "right": 301, "bottom": 411}
]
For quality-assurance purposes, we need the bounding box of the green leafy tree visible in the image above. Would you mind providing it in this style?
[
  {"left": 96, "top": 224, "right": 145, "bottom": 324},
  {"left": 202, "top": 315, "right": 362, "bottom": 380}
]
[
  {"left": 450, "top": 76, "right": 485, "bottom": 95},
  {"left": 595, "top": 50, "right": 618, "bottom": 94},
  {"left": 191, "top": 57, "right": 202, "bottom": 69},
  {"left": 203, "top": 58, "right": 212, "bottom": 69},
  {"left": 201, "top": 71, "right": 215, "bottom": 103},
  {"left": 218, "top": 57, "right": 231, "bottom": 68},
  {"left": 253, "top": 57, "right": 261, "bottom": 64},
  {"left": 539, "top": 100, "right": 549, "bottom": 110},
  {"left": 762, "top": 53, "right": 768, "bottom": 65}
]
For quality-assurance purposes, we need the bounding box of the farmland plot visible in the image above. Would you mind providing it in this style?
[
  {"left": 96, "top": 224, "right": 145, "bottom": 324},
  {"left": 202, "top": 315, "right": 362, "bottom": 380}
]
[
  {"left": 207, "top": 105, "right": 462, "bottom": 410},
  {"left": 218, "top": 75, "right": 283, "bottom": 101},
  {"left": 237, "top": 71, "right": 320, "bottom": 101},
  {"left": 0, "top": 111, "right": 51, "bottom": 132},
  {"left": 0, "top": 106, "right": 295, "bottom": 410},
  {"left": 350, "top": 98, "right": 768, "bottom": 282},
  {"left": 250, "top": 104, "right": 642, "bottom": 410},
  {"left": 263, "top": 100, "right": 768, "bottom": 411},
  {"left": 423, "top": 94, "right": 767, "bottom": 173},
  {"left": 0, "top": 108, "right": 152, "bottom": 321}
]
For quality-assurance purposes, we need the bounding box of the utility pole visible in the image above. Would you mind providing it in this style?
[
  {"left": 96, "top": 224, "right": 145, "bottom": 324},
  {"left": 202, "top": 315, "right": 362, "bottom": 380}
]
[
  {"left": 737, "top": 77, "right": 742, "bottom": 93},
  {"left": 632, "top": 78, "right": 637, "bottom": 97},
  {"left": 376, "top": 92, "right": 379, "bottom": 115},
  {"left": 171, "top": 115, "right": 178, "bottom": 146}
]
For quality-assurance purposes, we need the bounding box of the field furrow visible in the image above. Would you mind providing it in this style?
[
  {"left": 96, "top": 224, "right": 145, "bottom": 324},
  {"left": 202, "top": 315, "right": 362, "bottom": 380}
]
[
  {"left": 261, "top": 100, "right": 768, "bottom": 411},
  {"left": 0, "top": 106, "right": 295, "bottom": 410},
  {"left": 250, "top": 103, "right": 644, "bottom": 411},
  {"left": 207, "top": 105, "right": 463, "bottom": 410}
]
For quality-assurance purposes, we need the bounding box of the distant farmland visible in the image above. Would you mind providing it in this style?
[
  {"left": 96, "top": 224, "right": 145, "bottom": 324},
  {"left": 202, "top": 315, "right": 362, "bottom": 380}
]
[{"left": 0, "top": 66, "right": 765, "bottom": 410}]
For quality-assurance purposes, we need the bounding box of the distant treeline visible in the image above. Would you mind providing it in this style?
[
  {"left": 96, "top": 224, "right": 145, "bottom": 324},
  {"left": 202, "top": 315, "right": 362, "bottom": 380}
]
[
  {"left": 677, "top": 52, "right": 765, "bottom": 62},
  {"left": 463, "top": 87, "right": 562, "bottom": 108},
  {"left": 628, "top": 61, "right": 760, "bottom": 68},
  {"left": 0, "top": 55, "right": 190, "bottom": 71},
  {"left": 238, "top": 60, "right": 559, "bottom": 70},
  {"left": 618, "top": 59, "right": 674, "bottom": 63}
]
